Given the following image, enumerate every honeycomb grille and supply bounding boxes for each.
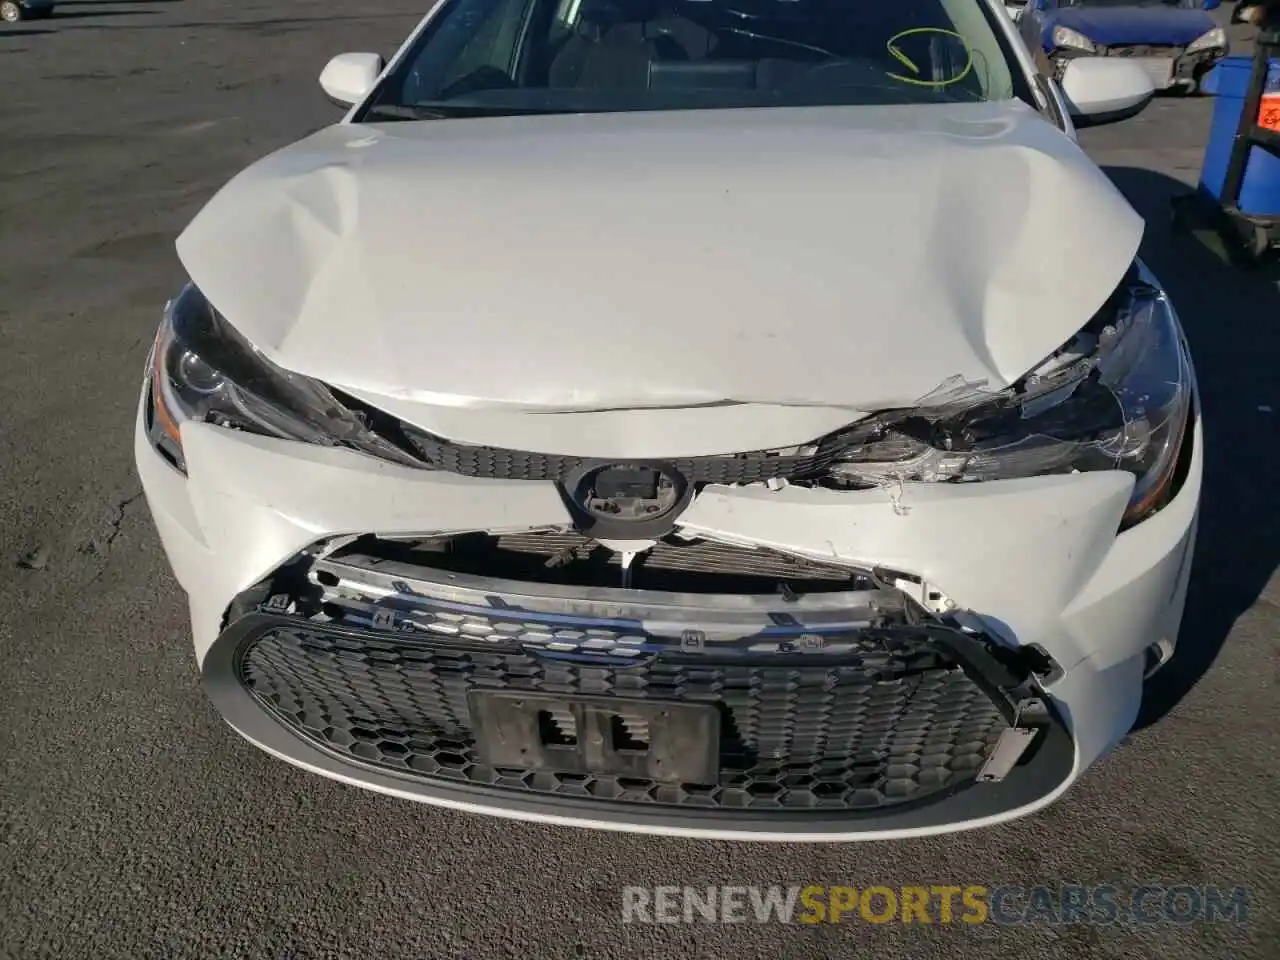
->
[400,427,845,485]
[239,625,1009,813]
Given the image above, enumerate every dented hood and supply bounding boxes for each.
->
[176,100,1142,411]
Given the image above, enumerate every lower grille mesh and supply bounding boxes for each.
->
[240,625,1009,813]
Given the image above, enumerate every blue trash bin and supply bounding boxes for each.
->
[1199,55,1280,216]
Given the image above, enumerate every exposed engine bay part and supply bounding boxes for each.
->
[874,567,960,615]
[558,460,695,540]
[312,529,883,596]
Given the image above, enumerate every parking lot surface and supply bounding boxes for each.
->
[1,3,1278,958]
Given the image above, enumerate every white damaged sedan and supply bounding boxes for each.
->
[135,0,1200,840]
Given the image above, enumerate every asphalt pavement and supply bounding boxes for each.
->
[1,3,1278,958]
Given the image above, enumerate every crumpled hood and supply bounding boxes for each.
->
[1049,6,1216,46]
[176,101,1142,412]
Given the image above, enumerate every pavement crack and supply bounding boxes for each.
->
[80,490,145,558]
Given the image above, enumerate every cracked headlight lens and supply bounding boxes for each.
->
[827,267,1194,527]
[145,283,418,473]
[1185,26,1226,54]
[1052,26,1096,52]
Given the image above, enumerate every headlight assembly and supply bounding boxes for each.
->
[1051,26,1096,53]
[825,266,1194,528]
[145,284,419,473]
[1185,26,1226,54]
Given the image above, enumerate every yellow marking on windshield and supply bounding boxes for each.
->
[885,27,974,87]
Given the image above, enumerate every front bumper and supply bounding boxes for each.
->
[1052,45,1227,90]
[135,394,1202,840]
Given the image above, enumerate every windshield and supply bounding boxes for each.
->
[358,0,1029,119]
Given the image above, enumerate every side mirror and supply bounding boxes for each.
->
[1058,58,1155,126]
[1230,0,1255,23]
[319,52,385,107]
[1228,0,1278,20]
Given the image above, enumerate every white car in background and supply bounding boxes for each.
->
[136,0,1200,840]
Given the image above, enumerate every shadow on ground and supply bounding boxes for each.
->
[1104,165,1280,728]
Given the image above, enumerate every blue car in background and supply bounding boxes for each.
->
[1014,0,1228,93]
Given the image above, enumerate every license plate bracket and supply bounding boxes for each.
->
[468,692,721,785]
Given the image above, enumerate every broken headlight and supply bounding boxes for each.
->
[1051,25,1096,53]
[1185,26,1227,54]
[145,284,419,473]
[827,267,1194,527]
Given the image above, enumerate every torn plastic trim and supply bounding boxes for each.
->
[820,265,1193,527]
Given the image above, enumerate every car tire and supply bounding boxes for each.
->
[0,1,25,21]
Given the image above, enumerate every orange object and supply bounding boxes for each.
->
[1259,92,1280,132]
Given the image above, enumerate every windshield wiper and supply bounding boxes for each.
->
[361,102,572,122]
[359,103,441,122]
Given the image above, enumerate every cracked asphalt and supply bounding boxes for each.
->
[1,2,1278,958]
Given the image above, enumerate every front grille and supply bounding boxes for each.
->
[1103,45,1180,57]
[399,425,847,485]
[238,623,1010,813]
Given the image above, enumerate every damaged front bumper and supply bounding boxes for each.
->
[1052,45,1226,91]
[134,388,1202,838]
[205,548,1073,837]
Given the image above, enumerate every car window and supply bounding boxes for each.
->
[362,0,1032,118]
